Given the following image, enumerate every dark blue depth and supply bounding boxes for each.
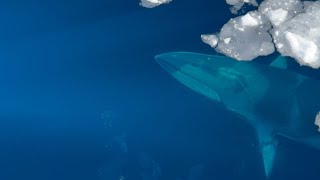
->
[0,0,319,180]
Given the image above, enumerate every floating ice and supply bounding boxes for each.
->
[271,1,320,68]
[226,0,259,14]
[205,11,275,60]
[315,112,320,132]
[141,0,320,68]
[201,34,219,48]
[202,0,320,69]
[139,0,172,8]
[258,0,303,26]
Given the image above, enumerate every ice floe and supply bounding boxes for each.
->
[226,0,259,14]
[315,112,320,132]
[140,0,320,68]
[202,0,320,69]
[139,0,172,8]
[209,11,275,60]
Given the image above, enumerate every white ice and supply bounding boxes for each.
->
[258,0,303,26]
[271,1,320,68]
[140,0,320,68]
[139,0,172,8]
[315,112,320,132]
[201,34,219,48]
[226,0,259,14]
[207,11,275,60]
[202,0,320,69]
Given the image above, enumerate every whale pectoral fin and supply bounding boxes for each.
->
[300,136,320,150]
[276,133,320,150]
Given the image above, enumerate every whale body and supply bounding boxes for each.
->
[156,51,320,178]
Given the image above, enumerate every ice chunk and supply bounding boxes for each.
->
[215,11,275,60]
[226,0,259,14]
[285,32,319,67]
[266,8,288,26]
[200,0,320,69]
[226,0,258,6]
[139,0,172,8]
[201,34,219,48]
[315,112,320,132]
[241,13,260,26]
[258,0,303,26]
[139,0,320,69]
[271,1,320,68]
[223,37,232,44]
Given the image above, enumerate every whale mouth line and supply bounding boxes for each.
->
[156,57,179,73]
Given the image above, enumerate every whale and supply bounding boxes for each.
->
[155,51,320,178]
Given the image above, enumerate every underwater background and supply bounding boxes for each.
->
[0,0,319,179]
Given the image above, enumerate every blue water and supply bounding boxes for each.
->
[0,0,319,180]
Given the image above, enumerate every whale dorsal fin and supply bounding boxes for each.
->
[270,56,288,69]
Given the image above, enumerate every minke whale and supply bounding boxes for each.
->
[156,51,320,178]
